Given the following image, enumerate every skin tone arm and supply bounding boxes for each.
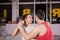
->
[12,27,20,37]
[11,21,23,37]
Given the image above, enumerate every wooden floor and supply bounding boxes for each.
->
[0,35,60,40]
[54,35,60,40]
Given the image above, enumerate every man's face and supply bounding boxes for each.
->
[35,15,39,23]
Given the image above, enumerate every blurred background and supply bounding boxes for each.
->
[0,0,60,40]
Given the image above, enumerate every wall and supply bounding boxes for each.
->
[0,24,60,40]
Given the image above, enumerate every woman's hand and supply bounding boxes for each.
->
[17,20,24,28]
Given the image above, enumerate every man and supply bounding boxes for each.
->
[18,10,54,40]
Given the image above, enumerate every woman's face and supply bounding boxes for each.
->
[25,15,32,24]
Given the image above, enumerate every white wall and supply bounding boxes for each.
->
[5,24,60,35]
[51,24,60,35]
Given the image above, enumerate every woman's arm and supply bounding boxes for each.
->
[12,20,24,37]
[12,27,20,37]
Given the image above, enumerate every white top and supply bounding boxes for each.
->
[21,24,36,40]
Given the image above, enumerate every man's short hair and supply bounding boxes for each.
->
[36,10,45,20]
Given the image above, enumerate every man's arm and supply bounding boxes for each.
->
[19,25,40,40]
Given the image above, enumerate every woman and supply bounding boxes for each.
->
[12,14,35,40]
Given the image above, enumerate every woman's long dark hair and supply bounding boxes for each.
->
[21,14,29,27]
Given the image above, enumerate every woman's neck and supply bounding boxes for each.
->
[26,22,31,27]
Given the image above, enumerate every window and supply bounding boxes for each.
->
[36,0,46,2]
[0,5,12,23]
[19,4,34,16]
[52,4,60,23]
[0,0,11,3]
[19,0,34,2]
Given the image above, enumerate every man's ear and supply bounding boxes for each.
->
[25,18,26,21]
